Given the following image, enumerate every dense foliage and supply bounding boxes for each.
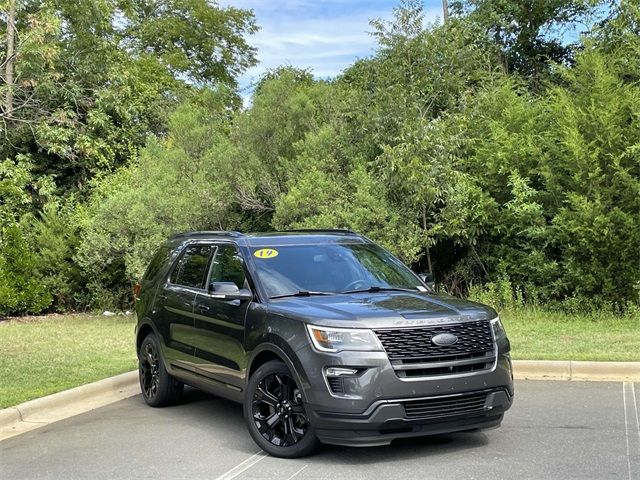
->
[0,0,638,315]
[0,0,257,189]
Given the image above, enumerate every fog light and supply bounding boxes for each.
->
[325,367,358,377]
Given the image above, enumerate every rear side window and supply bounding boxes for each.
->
[170,244,215,289]
[210,245,246,289]
[142,246,171,282]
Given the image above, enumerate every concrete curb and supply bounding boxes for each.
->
[513,360,640,382]
[1,361,638,442]
[0,371,139,442]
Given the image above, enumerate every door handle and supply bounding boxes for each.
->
[196,304,210,312]
[158,294,168,302]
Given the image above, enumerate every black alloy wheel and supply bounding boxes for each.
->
[245,360,320,457]
[252,373,308,446]
[140,342,160,400]
[138,333,183,407]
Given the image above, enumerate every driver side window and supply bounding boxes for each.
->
[210,245,246,289]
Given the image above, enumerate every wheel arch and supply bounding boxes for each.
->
[247,343,310,402]
[136,320,159,353]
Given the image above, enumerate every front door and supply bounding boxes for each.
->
[192,243,251,389]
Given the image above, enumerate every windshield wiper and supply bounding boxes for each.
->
[340,286,417,294]
[269,290,335,300]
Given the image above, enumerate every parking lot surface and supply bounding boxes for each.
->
[1,380,639,480]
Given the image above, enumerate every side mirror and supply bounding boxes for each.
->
[417,273,435,291]
[208,282,252,301]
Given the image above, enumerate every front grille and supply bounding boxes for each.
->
[375,320,496,378]
[403,391,489,419]
[375,321,493,360]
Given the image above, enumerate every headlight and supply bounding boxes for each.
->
[306,325,383,353]
[491,316,506,339]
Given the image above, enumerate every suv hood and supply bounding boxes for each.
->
[267,291,497,329]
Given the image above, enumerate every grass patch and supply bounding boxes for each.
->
[0,314,137,409]
[501,308,640,362]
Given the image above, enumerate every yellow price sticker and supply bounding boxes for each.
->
[254,248,279,259]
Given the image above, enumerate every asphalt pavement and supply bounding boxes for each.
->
[1,380,639,480]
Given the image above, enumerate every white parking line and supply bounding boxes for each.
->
[285,464,308,480]
[215,451,269,480]
[623,382,640,480]
[633,383,639,453]
[624,383,632,480]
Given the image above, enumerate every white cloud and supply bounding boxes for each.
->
[222,1,442,101]
[242,9,388,82]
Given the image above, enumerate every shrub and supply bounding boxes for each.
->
[468,278,524,311]
[0,226,52,316]
[27,201,85,311]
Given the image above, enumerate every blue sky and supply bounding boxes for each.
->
[224,1,445,96]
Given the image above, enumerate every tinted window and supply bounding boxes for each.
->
[210,245,246,288]
[143,245,171,281]
[170,245,215,288]
[251,243,419,298]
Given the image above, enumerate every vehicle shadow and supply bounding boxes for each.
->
[169,387,245,426]
[317,432,490,465]
[173,387,492,464]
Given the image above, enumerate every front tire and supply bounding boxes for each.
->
[244,360,320,458]
[138,333,183,407]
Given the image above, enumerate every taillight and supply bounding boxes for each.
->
[133,283,141,300]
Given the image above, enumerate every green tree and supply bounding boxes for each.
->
[226,68,336,216]
[1,0,257,191]
[76,91,239,307]
[543,48,640,305]
[271,125,423,263]
[343,2,502,276]
[592,0,640,82]
[452,0,602,78]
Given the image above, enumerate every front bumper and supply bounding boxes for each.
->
[310,388,512,446]
[294,344,514,446]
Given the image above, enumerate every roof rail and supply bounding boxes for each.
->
[280,229,356,235]
[169,230,244,239]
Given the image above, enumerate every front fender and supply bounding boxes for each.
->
[247,339,312,403]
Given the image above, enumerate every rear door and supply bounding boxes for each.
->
[192,243,251,389]
[156,243,216,369]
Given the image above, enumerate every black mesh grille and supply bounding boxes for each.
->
[374,320,494,361]
[403,391,489,419]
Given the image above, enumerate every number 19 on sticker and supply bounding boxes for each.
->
[254,248,278,259]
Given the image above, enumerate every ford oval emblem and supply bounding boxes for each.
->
[432,333,458,346]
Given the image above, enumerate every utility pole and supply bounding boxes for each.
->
[5,0,16,117]
[442,0,449,23]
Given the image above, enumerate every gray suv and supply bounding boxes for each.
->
[134,230,513,457]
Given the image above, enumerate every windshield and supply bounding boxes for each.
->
[250,242,421,299]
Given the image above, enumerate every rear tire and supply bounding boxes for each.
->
[138,333,183,407]
[244,360,321,458]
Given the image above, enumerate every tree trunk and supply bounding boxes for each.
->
[5,0,16,117]
[422,204,433,276]
[442,0,449,23]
